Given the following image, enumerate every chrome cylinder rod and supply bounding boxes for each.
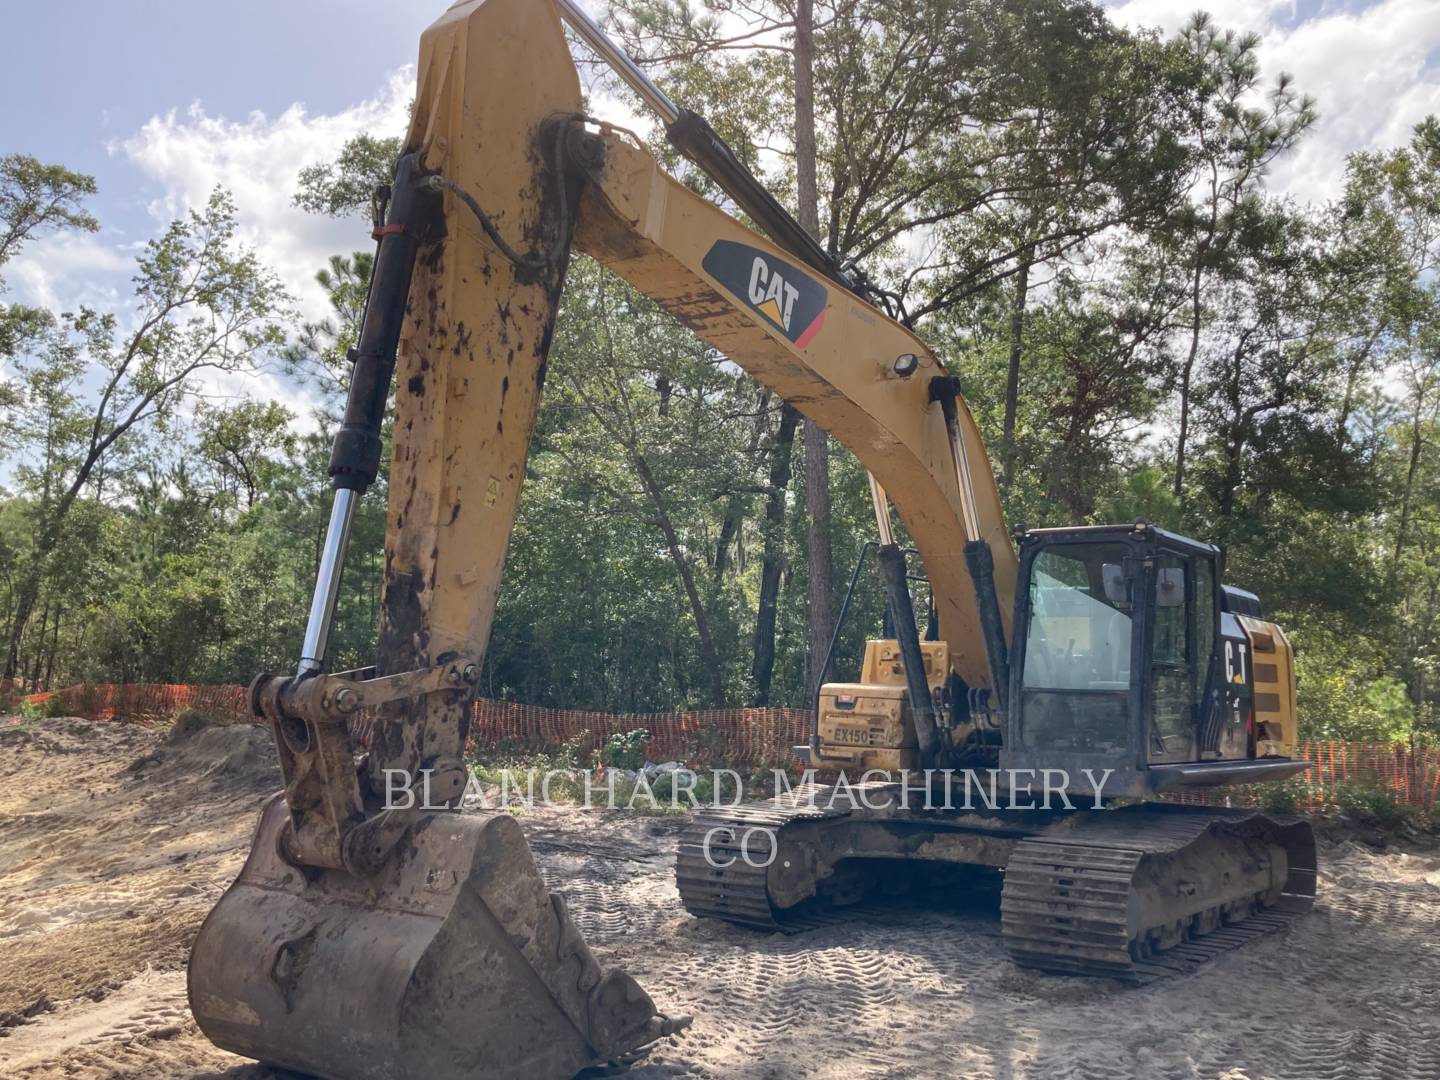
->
[867,472,895,547]
[298,487,358,676]
[939,398,983,542]
[554,0,680,125]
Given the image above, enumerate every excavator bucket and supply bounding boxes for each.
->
[190,796,679,1078]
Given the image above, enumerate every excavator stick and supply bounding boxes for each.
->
[189,2,683,1076]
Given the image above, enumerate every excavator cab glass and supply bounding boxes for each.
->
[1002,524,1227,797]
[1018,540,1136,755]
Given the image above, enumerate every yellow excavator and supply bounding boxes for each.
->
[188,1,1316,1076]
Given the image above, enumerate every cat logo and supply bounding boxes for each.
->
[701,239,828,348]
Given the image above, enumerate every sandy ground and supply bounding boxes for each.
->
[1,716,1438,1080]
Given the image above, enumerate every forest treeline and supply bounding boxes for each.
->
[2,1,1437,743]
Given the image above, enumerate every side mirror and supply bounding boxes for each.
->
[1102,563,1128,606]
[1155,567,1184,608]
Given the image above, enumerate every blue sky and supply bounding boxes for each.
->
[2,0,1438,411]
[4,1,434,248]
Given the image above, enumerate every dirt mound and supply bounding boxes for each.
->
[164,709,213,746]
[0,715,273,1060]
[128,715,275,789]
[1,716,152,757]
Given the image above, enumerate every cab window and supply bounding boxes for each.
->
[1022,544,1132,692]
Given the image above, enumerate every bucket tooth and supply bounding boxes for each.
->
[190,795,682,1080]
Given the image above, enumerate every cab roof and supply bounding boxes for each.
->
[1019,522,1221,559]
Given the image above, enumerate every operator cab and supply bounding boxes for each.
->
[999,522,1305,797]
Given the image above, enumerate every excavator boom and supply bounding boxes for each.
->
[572,127,1016,688]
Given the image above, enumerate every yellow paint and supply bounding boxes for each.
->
[756,296,785,325]
[860,639,950,691]
[576,134,1016,688]
[1239,615,1298,758]
[371,0,583,788]
[814,640,951,765]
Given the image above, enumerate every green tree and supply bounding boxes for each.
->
[284,251,374,395]
[1335,118,1440,736]
[293,134,401,218]
[1,189,288,683]
[544,263,759,705]
[195,399,298,512]
[0,154,98,282]
[1164,14,1316,500]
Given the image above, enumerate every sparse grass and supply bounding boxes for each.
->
[5,711,38,734]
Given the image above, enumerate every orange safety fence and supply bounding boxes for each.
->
[20,682,251,722]
[15,682,1440,809]
[471,698,813,769]
[1167,738,1440,813]
[16,682,810,770]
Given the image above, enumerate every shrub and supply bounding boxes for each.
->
[602,728,650,771]
[552,733,593,770]
[1256,776,1313,814]
[657,766,749,805]
[1332,776,1414,829]
[19,695,72,721]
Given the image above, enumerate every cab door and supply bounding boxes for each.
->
[1146,552,1195,763]
[1144,547,1221,764]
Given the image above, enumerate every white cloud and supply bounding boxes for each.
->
[3,68,416,437]
[1107,0,1440,203]
[1106,0,1294,35]
[4,229,133,314]
[1260,0,1440,202]
[118,67,414,323]
[7,68,414,331]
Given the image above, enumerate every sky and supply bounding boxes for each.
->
[2,0,1439,411]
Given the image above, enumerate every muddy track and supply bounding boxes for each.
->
[2,718,1438,1079]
